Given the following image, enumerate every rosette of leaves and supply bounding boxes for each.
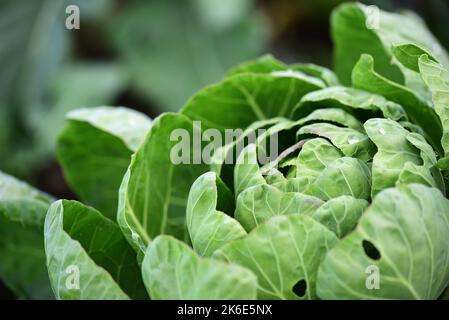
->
[2,3,449,300]
[121,3,449,300]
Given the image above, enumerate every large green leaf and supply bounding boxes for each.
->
[352,54,443,153]
[141,235,257,300]
[317,184,449,300]
[0,171,53,299]
[364,118,422,197]
[235,184,323,231]
[294,86,408,122]
[118,113,208,256]
[58,107,152,218]
[331,2,449,85]
[187,172,246,257]
[45,200,147,300]
[181,72,324,132]
[215,215,338,299]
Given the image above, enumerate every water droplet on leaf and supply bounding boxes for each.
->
[348,137,359,144]
[132,232,140,242]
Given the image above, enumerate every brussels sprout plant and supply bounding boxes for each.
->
[2,3,449,300]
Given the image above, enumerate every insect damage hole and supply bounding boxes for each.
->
[362,240,381,260]
[292,279,307,297]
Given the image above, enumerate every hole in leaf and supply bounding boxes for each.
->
[277,165,291,177]
[292,279,307,297]
[362,240,381,260]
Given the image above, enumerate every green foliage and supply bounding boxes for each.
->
[57,107,152,218]
[45,200,147,299]
[2,2,449,300]
[214,215,338,299]
[0,0,121,176]
[0,172,54,299]
[142,235,257,300]
[317,184,449,299]
[0,0,266,177]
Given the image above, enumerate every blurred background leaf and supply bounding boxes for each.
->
[0,0,69,175]
[107,0,268,112]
